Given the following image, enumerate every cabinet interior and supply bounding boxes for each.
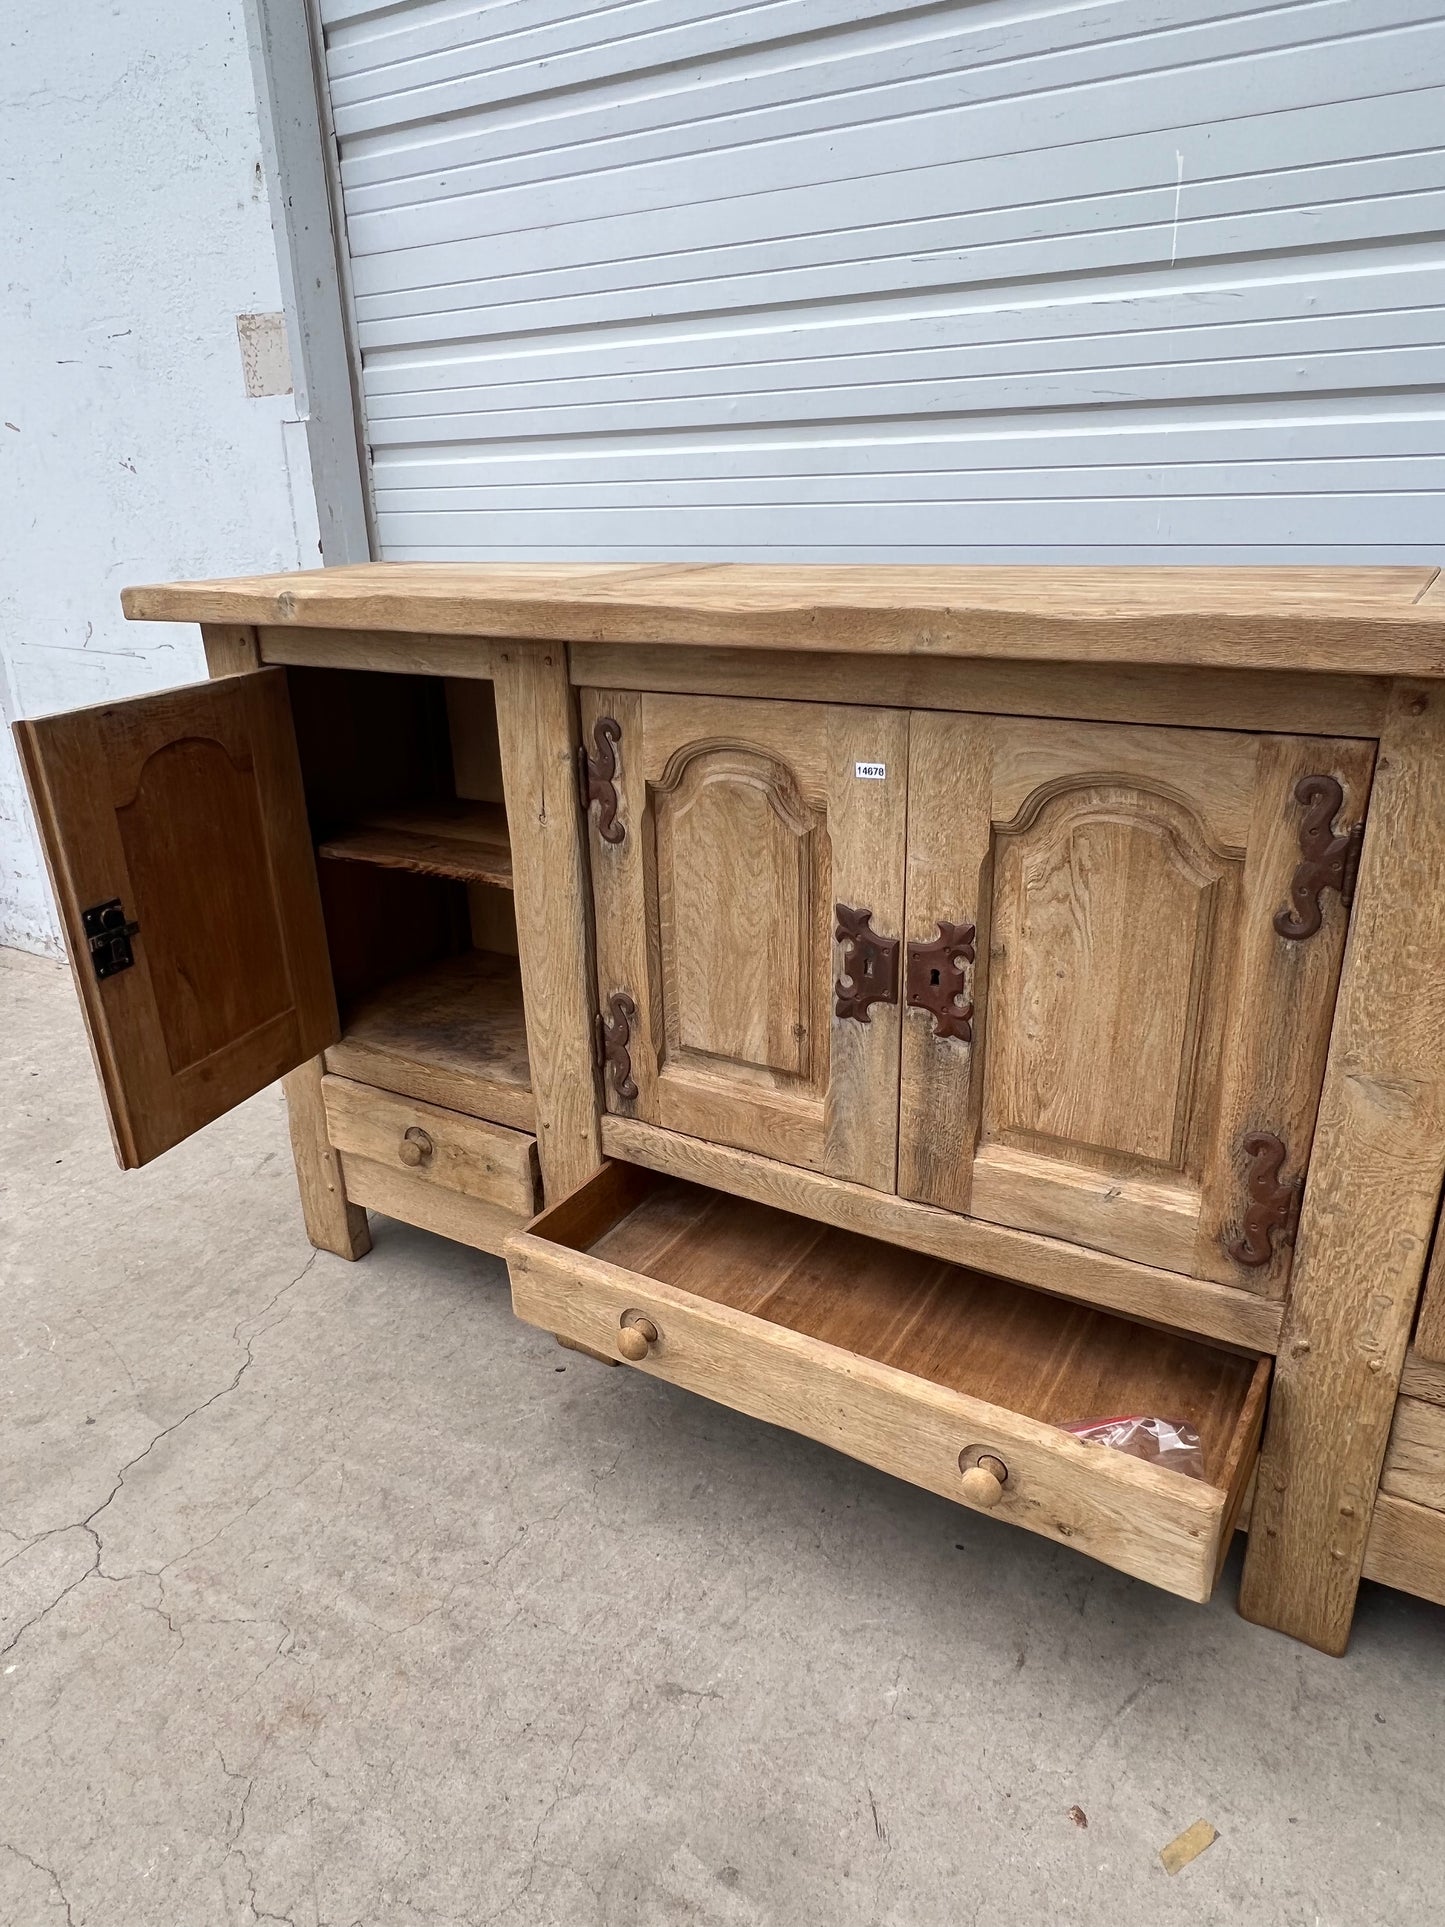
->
[286,667,530,1115]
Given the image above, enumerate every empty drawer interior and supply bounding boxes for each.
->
[527,1165,1269,1499]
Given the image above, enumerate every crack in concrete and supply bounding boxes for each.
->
[0,1251,319,1662]
[74,1306,139,1398]
[1,1839,76,1925]
[478,1710,591,1926]
[217,1746,297,1927]
[103,1482,283,1587]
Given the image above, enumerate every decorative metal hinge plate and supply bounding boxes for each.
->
[834,904,900,1023]
[1227,1131,1304,1267]
[82,898,140,981]
[1274,773,1364,941]
[595,991,638,1099]
[578,717,625,845]
[905,920,976,1041]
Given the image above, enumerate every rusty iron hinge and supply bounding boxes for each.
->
[82,898,140,981]
[595,991,638,1100]
[1227,1131,1304,1267]
[1274,774,1364,941]
[834,904,900,1023]
[578,716,625,845]
[905,920,976,1041]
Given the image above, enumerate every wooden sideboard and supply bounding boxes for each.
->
[16,563,1445,1655]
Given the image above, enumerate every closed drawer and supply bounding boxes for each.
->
[322,1075,540,1217]
[506,1163,1270,1602]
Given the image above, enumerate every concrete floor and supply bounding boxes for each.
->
[2,947,1443,1927]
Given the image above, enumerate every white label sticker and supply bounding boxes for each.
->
[855,761,887,780]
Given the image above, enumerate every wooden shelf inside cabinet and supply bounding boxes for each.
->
[318,802,512,890]
[325,950,534,1133]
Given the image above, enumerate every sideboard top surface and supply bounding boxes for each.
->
[122,562,1445,678]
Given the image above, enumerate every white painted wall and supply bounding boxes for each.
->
[0,1,320,954]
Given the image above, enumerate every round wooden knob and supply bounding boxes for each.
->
[960,1453,1008,1509]
[398,1126,433,1167]
[617,1315,658,1361]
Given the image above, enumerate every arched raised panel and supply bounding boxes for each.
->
[118,736,293,1074]
[651,744,828,1086]
[983,782,1238,1177]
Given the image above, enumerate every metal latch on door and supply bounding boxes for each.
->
[82,898,140,981]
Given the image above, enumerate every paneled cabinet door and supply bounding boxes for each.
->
[898,713,1375,1292]
[581,689,908,1190]
[15,669,338,1167]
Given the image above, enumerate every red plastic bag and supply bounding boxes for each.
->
[1062,1414,1206,1480]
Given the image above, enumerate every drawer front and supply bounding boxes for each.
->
[322,1075,540,1217]
[508,1223,1261,1604]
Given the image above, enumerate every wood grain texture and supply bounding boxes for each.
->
[989,715,1257,845]
[321,1074,540,1217]
[960,715,1231,1258]
[445,678,506,804]
[655,733,824,1081]
[978,722,1253,1240]
[200,624,262,676]
[325,950,534,1131]
[896,712,1357,1285]
[508,1167,1267,1601]
[602,1117,1284,1353]
[898,710,991,1212]
[579,686,652,1116]
[970,1145,1201,1276]
[122,564,1445,678]
[824,704,910,1189]
[492,640,603,1197]
[1410,1204,1445,1363]
[1400,1349,1445,1406]
[282,1057,372,1260]
[339,1151,525,1258]
[257,625,498,680]
[1379,1397,1445,1512]
[568,645,1391,739]
[583,688,906,1188]
[319,801,513,889]
[1362,1493,1445,1609]
[15,669,338,1167]
[1193,735,1375,1291]
[1240,683,1445,1653]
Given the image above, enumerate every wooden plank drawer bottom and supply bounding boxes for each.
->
[323,1075,540,1258]
[506,1163,1270,1603]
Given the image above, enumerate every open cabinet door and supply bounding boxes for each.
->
[15,669,339,1167]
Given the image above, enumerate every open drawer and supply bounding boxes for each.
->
[506,1163,1270,1602]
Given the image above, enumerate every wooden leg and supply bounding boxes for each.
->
[1240,682,1445,1653]
[492,641,604,1200]
[282,1058,372,1260]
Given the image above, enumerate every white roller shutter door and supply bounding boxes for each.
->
[316,0,1445,563]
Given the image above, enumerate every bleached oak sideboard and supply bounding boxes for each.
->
[16,564,1445,1655]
